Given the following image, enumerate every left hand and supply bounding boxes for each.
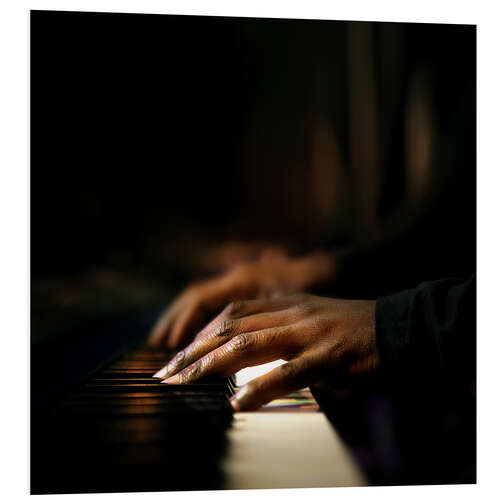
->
[148,251,335,349]
[153,293,379,411]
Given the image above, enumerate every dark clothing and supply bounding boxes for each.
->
[376,276,476,389]
[315,276,476,485]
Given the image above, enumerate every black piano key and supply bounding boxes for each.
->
[100,370,157,375]
[31,342,235,494]
[69,390,225,399]
[91,377,165,383]
[106,362,167,370]
[62,397,227,408]
[56,403,231,416]
[83,383,234,395]
[119,353,173,360]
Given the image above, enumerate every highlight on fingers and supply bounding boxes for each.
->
[152,296,304,382]
[159,326,293,384]
[149,292,379,414]
[152,310,242,379]
[147,270,307,349]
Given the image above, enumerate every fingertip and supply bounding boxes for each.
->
[152,366,167,379]
[161,374,180,384]
[230,384,251,412]
[229,397,240,412]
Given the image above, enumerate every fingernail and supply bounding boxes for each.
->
[153,367,168,379]
[161,374,180,384]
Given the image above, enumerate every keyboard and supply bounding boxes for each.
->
[31,344,236,494]
[30,309,474,490]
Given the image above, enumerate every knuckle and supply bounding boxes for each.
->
[174,349,186,364]
[326,336,346,358]
[229,333,253,352]
[292,301,316,316]
[214,318,238,338]
[259,327,286,347]
[170,350,186,369]
[181,362,202,383]
[279,361,300,384]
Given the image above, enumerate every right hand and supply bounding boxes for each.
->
[149,251,335,348]
[153,293,378,411]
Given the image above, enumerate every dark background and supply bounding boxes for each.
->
[30,10,475,340]
[31,11,339,278]
[31,11,475,278]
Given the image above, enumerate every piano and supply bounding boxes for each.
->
[30,310,367,494]
[30,301,474,493]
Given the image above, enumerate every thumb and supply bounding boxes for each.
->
[230,355,318,411]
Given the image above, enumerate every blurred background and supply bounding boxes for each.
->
[31,11,475,345]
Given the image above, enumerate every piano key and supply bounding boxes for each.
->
[119,353,173,360]
[106,362,167,369]
[91,378,165,382]
[69,390,226,399]
[100,369,158,374]
[62,398,227,408]
[56,403,231,416]
[83,382,234,395]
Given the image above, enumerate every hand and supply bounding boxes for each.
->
[152,293,378,411]
[149,251,335,348]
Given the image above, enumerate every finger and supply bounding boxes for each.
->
[165,277,240,348]
[154,277,301,349]
[154,305,300,379]
[229,354,320,411]
[150,275,233,349]
[161,326,293,384]
[167,300,207,348]
[222,295,303,318]
[153,306,233,378]
[148,302,182,347]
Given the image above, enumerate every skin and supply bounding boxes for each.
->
[147,72,437,353]
[147,67,443,411]
[153,293,379,411]
[149,251,336,349]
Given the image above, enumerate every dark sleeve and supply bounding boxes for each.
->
[375,276,476,387]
